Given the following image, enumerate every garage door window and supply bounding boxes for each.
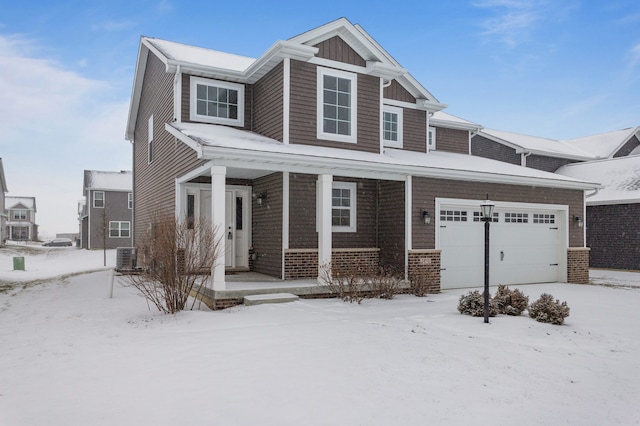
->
[505,212,528,223]
[533,213,555,224]
[440,210,468,222]
[473,211,499,222]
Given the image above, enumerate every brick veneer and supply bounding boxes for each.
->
[567,248,590,284]
[284,248,380,279]
[408,249,441,294]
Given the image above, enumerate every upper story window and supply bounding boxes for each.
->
[190,76,244,126]
[93,191,104,208]
[332,181,357,232]
[428,126,436,150]
[382,105,403,148]
[317,67,357,143]
[12,209,27,220]
[128,193,133,209]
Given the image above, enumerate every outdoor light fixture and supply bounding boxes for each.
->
[480,196,495,324]
[256,191,267,206]
[422,209,431,225]
[574,215,584,228]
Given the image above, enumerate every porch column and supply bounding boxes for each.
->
[405,175,412,281]
[211,165,226,290]
[317,174,333,281]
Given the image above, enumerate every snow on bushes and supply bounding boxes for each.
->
[457,290,497,317]
[528,293,571,325]
[493,284,529,316]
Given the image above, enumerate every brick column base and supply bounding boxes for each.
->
[408,250,441,294]
[567,247,590,284]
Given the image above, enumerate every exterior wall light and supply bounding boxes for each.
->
[422,209,431,224]
[256,191,267,206]
[574,216,584,228]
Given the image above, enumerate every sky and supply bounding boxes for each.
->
[1,0,639,238]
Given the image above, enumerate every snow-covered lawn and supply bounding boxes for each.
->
[1,244,639,425]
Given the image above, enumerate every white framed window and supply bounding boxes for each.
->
[93,191,104,208]
[190,76,244,126]
[332,181,357,232]
[12,209,27,220]
[505,212,529,223]
[317,67,357,143]
[382,105,403,148]
[428,126,436,150]
[440,210,468,222]
[128,193,133,209]
[473,211,499,222]
[148,115,154,164]
[109,221,130,238]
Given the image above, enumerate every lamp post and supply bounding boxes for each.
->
[480,197,495,324]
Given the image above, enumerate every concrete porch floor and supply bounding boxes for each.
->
[213,272,324,299]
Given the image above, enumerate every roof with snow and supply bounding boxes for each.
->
[430,111,482,131]
[166,122,598,191]
[6,196,36,211]
[83,170,132,192]
[564,127,640,159]
[556,156,640,205]
[0,158,7,193]
[479,128,595,160]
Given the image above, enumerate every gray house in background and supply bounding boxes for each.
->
[0,158,7,244]
[80,170,132,249]
[5,196,38,241]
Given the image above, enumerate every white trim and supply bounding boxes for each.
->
[308,57,367,75]
[190,76,245,127]
[316,67,357,144]
[283,58,290,144]
[282,172,290,279]
[331,181,357,232]
[384,98,422,110]
[109,221,131,238]
[428,126,436,151]
[93,191,105,208]
[148,115,154,164]
[382,105,403,148]
[405,175,412,281]
[210,166,227,290]
[317,174,333,281]
[173,65,181,122]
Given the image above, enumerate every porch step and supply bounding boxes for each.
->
[244,293,300,306]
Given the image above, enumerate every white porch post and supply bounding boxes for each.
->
[317,174,333,281]
[405,175,412,281]
[211,165,226,290]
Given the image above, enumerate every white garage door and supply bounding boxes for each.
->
[438,200,564,289]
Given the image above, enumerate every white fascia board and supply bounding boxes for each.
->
[125,41,150,141]
[416,98,447,112]
[430,118,482,132]
[586,197,640,206]
[516,148,595,161]
[366,61,405,79]
[165,123,204,157]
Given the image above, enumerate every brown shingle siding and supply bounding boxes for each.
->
[471,134,521,165]
[435,127,469,154]
[315,36,366,66]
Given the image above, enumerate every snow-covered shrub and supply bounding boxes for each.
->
[493,285,529,316]
[528,293,570,325]
[457,290,497,317]
[369,268,403,300]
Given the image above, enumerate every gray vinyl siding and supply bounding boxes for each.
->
[253,62,284,141]
[587,203,640,270]
[471,134,521,165]
[402,107,427,153]
[377,180,405,272]
[133,52,206,246]
[435,127,469,154]
[88,190,132,249]
[252,173,283,277]
[412,177,585,249]
[525,155,575,172]
[289,60,380,153]
[613,135,640,158]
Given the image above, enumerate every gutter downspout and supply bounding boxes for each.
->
[521,152,531,167]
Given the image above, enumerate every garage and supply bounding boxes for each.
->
[437,198,567,289]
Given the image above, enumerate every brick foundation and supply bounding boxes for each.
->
[567,247,590,284]
[408,250,441,294]
[284,248,380,279]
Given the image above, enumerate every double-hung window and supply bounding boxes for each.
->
[382,105,403,148]
[93,191,104,208]
[109,221,130,238]
[190,76,244,126]
[128,193,133,209]
[317,67,357,143]
[331,182,357,232]
[428,126,436,150]
[12,209,27,220]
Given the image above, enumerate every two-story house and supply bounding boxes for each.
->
[125,18,597,302]
[0,158,7,245]
[5,196,37,241]
[80,170,133,249]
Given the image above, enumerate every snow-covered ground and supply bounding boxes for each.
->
[1,244,639,425]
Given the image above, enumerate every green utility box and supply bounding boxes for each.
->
[13,256,25,271]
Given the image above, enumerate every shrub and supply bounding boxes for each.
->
[528,293,570,325]
[369,268,403,300]
[457,290,497,317]
[409,272,435,297]
[493,285,529,316]
[319,263,403,303]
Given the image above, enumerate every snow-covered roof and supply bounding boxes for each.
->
[479,128,595,160]
[0,158,7,193]
[166,122,597,191]
[83,170,132,192]
[556,156,640,205]
[430,111,482,131]
[564,127,640,159]
[6,196,36,211]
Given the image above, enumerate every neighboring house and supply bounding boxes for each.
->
[5,196,38,241]
[556,156,640,271]
[125,18,596,298]
[80,170,133,249]
[0,158,7,244]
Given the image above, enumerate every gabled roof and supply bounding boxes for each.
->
[6,196,36,211]
[430,111,482,132]
[564,127,640,159]
[126,18,446,141]
[556,156,640,205]
[0,158,7,193]
[83,170,132,192]
[478,128,596,161]
[166,122,598,191]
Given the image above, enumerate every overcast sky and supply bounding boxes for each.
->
[1,0,639,237]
